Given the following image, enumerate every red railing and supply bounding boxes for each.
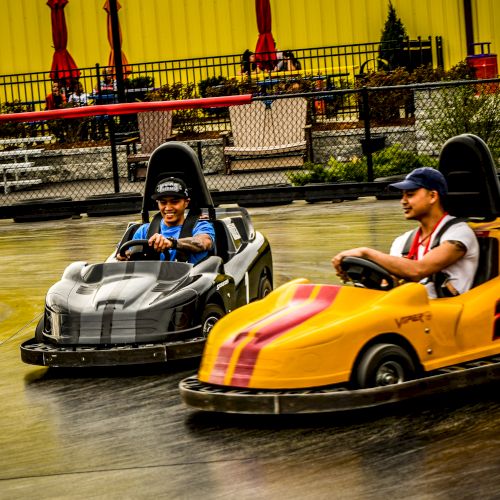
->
[0,94,253,123]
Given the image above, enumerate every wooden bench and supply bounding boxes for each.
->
[222,97,311,174]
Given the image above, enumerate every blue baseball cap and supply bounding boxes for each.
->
[389,167,448,197]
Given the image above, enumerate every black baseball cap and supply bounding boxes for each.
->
[389,167,448,197]
[151,177,189,200]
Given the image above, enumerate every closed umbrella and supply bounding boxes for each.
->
[103,0,131,74]
[254,0,277,71]
[47,0,80,84]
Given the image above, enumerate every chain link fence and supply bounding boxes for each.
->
[0,78,499,218]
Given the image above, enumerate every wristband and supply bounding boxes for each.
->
[167,237,177,249]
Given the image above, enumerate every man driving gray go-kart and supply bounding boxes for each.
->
[117,177,215,264]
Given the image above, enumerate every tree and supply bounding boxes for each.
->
[380,1,408,69]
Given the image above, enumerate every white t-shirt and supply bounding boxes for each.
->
[390,215,479,298]
[68,93,88,106]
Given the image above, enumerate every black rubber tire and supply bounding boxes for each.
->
[85,192,142,217]
[201,304,225,337]
[13,197,75,223]
[34,317,45,342]
[356,343,416,389]
[258,275,273,299]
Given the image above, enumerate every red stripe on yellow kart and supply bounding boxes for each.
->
[208,285,341,387]
[208,284,316,385]
[230,285,341,387]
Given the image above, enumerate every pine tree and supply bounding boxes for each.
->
[380,1,408,69]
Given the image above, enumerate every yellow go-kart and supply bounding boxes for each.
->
[180,134,500,414]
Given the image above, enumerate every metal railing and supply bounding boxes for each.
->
[2,76,496,219]
[0,37,442,113]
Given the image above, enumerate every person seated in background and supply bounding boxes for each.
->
[99,68,116,92]
[66,81,90,141]
[67,81,89,107]
[117,177,215,265]
[45,82,66,110]
[332,167,479,298]
[274,50,301,71]
[239,49,260,77]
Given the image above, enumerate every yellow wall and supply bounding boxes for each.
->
[1,0,499,76]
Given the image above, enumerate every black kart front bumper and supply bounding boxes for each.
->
[20,337,205,367]
[179,356,500,414]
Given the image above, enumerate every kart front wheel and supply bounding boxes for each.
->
[201,304,225,337]
[355,343,415,388]
[258,275,273,299]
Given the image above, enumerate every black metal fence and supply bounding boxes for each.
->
[1,76,498,220]
[0,37,441,114]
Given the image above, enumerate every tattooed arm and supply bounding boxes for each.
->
[332,240,466,282]
[148,233,212,253]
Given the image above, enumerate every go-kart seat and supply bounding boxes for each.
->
[439,134,500,220]
[212,219,237,264]
[438,134,500,289]
[117,222,142,249]
[472,236,499,287]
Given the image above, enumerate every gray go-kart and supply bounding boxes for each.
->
[21,142,273,367]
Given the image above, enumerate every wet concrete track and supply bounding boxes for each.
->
[1,199,500,499]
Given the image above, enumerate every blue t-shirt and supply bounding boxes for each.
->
[132,219,215,264]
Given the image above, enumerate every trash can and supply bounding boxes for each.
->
[466,42,498,92]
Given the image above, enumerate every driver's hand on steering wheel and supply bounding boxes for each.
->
[148,233,175,252]
[332,248,366,280]
[115,234,175,261]
[116,251,129,261]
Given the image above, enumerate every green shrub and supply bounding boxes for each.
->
[372,143,438,177]
[356,67,413,123]
[288,144,437,185]
[0,101,33,138]
[124,76,154,89]
[423,84,500,161]
[146,82,201,135]
[379,1,407,69]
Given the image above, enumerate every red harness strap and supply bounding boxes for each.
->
[406,213,449,261]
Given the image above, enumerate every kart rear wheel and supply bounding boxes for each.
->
[356,343,415,388]
[201,304,225,337]
[258,275,273,299]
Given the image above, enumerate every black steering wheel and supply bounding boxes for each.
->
[118,239,162,261]
[340,256,395,291]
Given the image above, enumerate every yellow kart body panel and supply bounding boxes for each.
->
[198,221,500,390]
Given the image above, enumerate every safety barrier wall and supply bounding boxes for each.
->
[0,78,498,219]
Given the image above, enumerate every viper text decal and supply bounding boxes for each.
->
[395,311,431,328]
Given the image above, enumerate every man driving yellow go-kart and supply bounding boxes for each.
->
[332,167,479,299]
[180,134,500,414]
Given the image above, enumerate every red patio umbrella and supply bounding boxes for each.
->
[254,0,277,71]
[103,0,131,74]
[47,0,80,84]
